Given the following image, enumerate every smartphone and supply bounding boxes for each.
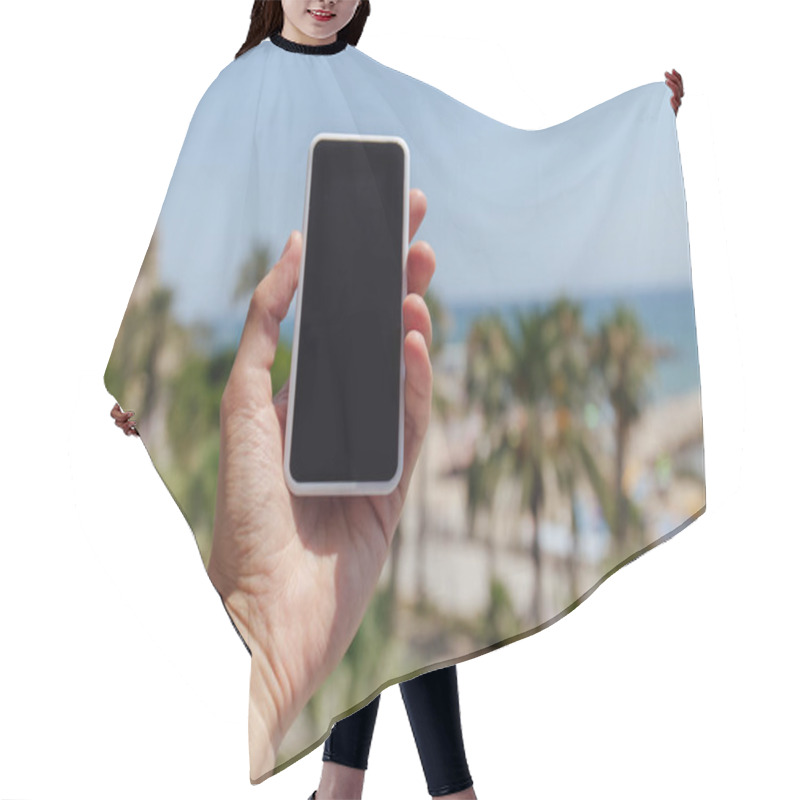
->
[284,134,410,496]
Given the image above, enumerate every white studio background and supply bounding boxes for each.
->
[1,1,797,798]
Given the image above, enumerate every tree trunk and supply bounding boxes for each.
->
[614,414,631,557]
[569,489,580,603]
[530,467,544,623]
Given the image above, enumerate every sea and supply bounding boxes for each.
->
[211,284,701,405]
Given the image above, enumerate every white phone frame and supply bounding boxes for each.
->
[283,133,410,496]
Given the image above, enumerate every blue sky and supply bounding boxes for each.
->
[155,43,691,327]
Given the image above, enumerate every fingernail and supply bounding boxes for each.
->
[281,232,294,258]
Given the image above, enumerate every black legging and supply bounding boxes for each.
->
[323,665,473,797]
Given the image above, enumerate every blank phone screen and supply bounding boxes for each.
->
[290,139,406,484]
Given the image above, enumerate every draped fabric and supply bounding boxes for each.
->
[105,34,704,774]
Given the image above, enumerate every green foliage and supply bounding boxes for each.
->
[342,586,394,694]
[234,245,272,304]
[426,289,450,361]
[111,224,673,662]
[462,295,661,619]
[486,576,518,642]
[591,305,655,426]
[167,349,235,463]
[271,339,292,394]
[158,350,231,564]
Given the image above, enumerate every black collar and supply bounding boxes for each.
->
[270,32,348,55]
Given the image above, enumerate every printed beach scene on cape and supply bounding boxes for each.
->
[104,48,703,770]
[106,224,703,766]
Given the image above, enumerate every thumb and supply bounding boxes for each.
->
[228,231,302,401]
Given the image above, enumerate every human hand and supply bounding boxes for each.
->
[110,402,139,436]
[206,188,435,782]
[665,68,684,115]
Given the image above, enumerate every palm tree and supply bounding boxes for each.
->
[465,306,558,623]
[403,290,454,618]
[543,298,594,602]
[464,313,515,541]
[465,297,622,624]
[463,312,517,637]
[233,243,272,304]
[590,305,655,556]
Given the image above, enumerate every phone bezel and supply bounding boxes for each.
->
[283,133,410,496]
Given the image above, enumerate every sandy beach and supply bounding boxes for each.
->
[384,387,705,628]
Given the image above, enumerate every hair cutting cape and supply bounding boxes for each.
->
[105,33,704,778]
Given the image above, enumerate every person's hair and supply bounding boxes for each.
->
[235,1,371,59]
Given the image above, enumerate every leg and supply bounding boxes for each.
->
[400,665,476,798]
[315,694,382,800]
